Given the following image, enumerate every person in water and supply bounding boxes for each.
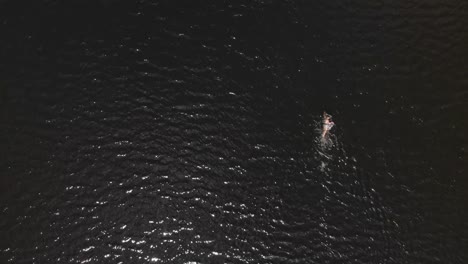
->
[321,112,334,139]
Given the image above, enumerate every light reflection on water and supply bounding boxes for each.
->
[0,0,467,263]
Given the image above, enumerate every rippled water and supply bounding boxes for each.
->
[1,0,467,263]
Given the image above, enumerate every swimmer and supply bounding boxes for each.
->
[321,112,334,139]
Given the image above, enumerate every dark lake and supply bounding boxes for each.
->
[1,0,467,263]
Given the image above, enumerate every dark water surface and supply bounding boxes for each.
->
[1,0,467,263]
